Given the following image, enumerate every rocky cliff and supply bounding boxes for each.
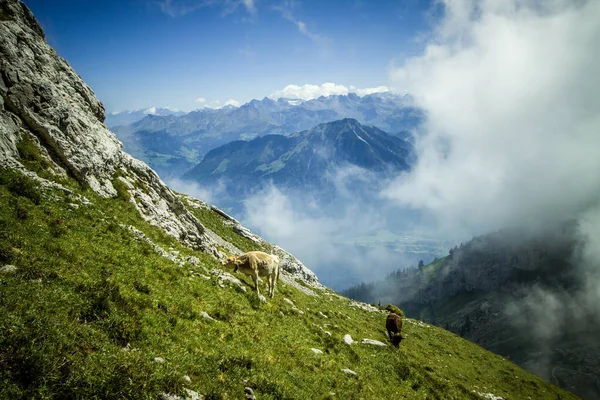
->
[0,0,318,285]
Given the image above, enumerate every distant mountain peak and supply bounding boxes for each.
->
[106,106,185,128]
[308,118,372,136]
[185,118,414,199]
[340,117,361,126]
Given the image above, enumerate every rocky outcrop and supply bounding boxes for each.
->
[183,196,320,285]
[0,0,121,196]
[0,0,213,250]
[0,0,319,284]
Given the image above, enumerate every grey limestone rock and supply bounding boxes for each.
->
[0,0,321,288]
[360,339,388,347]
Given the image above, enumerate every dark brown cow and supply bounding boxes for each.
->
[386,312,406,347]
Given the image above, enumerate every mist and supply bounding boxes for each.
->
[168,177,227,205]
[386,0,600,379]
[239,162,455,290]
[387,0,600,235]
[174,163,452,291]
[241,183,433,290]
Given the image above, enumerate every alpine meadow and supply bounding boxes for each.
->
[1,0,599,399]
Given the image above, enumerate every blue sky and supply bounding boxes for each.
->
[23,0,437,112]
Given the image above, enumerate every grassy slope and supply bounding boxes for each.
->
[0,165,577,399]
[420,256,448,285]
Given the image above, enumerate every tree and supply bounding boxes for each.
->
[418,260,424,269]
[460,315,472,337]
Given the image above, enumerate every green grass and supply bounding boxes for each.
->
[16,136,52,173]
[0,168,577,399]
[184,203,266,254]
[420,256,448,285]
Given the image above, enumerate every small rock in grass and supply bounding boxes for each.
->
[200,312,215,321]
[184,389,203,400]
[244,387,256,400]
[319,311,329,319]
[0,265,17,274]
[182,375,191,383]
[360,339,388,347]
[311,348,323,354]
[186,256,200,266]
[283,298,295,306]
[341,368,357,376]
[160,390,203,400]
[258,294,267,303]
[343,334,354,345]
[154,357,165,364]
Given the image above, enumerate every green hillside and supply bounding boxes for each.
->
[0,167,576,400]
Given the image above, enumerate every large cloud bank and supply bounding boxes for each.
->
[386,0,600,236]
[386,0,600,376]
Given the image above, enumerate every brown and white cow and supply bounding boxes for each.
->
[222,251,280,298]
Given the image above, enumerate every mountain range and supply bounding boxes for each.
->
[183,118,414,208]
[105,107,185,128]
[111,93,423,178]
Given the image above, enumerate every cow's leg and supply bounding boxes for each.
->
[388,330,393,342]
[270,273,276,297]
[253,272,260,296]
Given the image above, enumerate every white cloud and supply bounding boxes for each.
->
[386,0,600,235]
[294,20,325,42]
[166,178,227,205]
[194,97,207,103]
[274,1,329,44]
[271,83,348,100]
[242,0,256,14]
[155,0,257,18]
[224,99,240,107]
[143,106,157,114]
[156,0,203,17]
[350,85,389,96]
[197,99,241,109]
[270,83,389,101]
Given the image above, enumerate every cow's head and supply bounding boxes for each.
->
[391,332,406,348]
[222,255,238,268]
